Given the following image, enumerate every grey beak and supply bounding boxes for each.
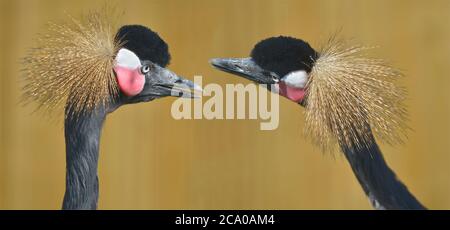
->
[156,66,202,98]
[171,77,203,98]
[210,57,278,84]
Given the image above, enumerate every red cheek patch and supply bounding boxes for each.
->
[279,82,306,103]
[114,66,145,96]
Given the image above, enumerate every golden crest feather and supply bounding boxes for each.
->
[305,36,408,151]
[22,9,122,117]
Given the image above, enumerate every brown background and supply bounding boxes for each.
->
[0,0,449,209]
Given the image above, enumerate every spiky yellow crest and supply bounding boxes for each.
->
[305,37,408,151]
[22,9,122,118]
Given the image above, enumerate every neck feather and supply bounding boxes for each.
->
[62,108,106,210]
[339,129,425,210]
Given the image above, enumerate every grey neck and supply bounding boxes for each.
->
[339,129,426,210]
[62,108,107,210]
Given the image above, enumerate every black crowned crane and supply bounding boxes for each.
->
[210,36,426,210]
[22,11,200,210]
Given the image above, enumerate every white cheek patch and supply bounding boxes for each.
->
[115,48,141,69]
[114,48,145,96]
[282,70,308,88]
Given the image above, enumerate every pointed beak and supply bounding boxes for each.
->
[210,57,278,85]
[169,74,203,99]
[149,66,202,99]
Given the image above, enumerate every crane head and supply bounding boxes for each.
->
[113,25,201,106]
[210,36,317,105]
[210,35,408,151]
[22,11,200,118]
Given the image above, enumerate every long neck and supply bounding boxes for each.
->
[339,129,426,210]
[62,108,106,210]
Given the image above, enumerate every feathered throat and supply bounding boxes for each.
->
[304,37,408,152]
[22,10,122,118]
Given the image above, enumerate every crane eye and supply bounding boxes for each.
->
[141,65,151,74]
[270,73,280,83]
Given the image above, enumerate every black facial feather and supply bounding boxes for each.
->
[251,36,317,76]
[115,25,171,67]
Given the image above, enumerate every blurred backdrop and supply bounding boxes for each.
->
[0,0,449,209]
